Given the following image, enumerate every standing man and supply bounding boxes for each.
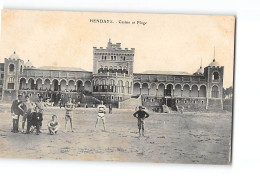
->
[133,106,149,137]
[95,100,106,131]
[11,94,24,133]
[35,95,46,132]
[64,97,75,132]
[22,95,34,133]
[109,104,112,114]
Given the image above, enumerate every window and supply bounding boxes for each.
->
[212,72,219,81]
[143,98,146,102]
[111,95,114,100]
[193,100,196,104]
[29,93,32,97]
[8,77,14,83]
[8,83,14,89]
[176,100,179,104]
[201,100,204,104]
[1,74,4,79]
[151,98,154,102]
[9,64,14,72]
[111,55,117,60]
[61,94,64,98]
[184,100,187,104]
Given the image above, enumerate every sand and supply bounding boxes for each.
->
[0,103,232,164]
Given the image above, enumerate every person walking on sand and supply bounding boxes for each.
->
[95,100,106,131]
[64,97,75,132]
[133,106,149,137]
[11,94,24,133]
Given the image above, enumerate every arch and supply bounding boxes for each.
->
[199,85,206,97]
[109,66,113,73]
[118,80,124,93]
[84,80,92,92]
[104,66,108,74]
[108,79,115,92]
[52,79,59,91]
[36,78,43,90]
[122,66,128,74]
[68,80,75,91]
[20,65,23,73]
[9,64,14,72]
[60,79,67,91]
[19,78,26,90]
[118,66,123,74]
[149,83,157,96]
[133,82,141,96]
[174,84,182,97]
[100,79,107,92]
[76,80,84,91]
[142,83,149,95]
[166,84,173,96]
[157,83,165,97]
[28,78,35,90]
[191,85,199,97]
[212,71,220,81]
[43,79,51,90]
[183,84,190,97]
[125,81,130,94]
[211,85,219,98]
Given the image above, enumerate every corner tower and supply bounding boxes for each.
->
[2,52,24,100]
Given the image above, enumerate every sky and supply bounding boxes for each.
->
[0,9,235,88]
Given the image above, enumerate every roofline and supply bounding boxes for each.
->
[24,68,92,73]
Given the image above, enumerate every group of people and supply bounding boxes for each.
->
[11,94,45,135]
[11,94,150,137]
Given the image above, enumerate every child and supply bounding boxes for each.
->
[47,115,60,135]
[64,97,75,132]
[133,106,149,137]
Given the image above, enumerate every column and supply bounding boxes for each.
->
[198,89,200,97]
[189,89,191,97]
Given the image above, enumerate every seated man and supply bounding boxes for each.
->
[47,115,60,135]
[26,107,42,135]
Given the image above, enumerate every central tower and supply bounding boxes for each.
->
[92,39,135,105]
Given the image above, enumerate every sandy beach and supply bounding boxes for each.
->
[0,103,232,164]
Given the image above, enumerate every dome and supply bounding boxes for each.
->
[194,66,204,75]
[208,59,220,67]
[24,60,34,68]
[9,51,20,60]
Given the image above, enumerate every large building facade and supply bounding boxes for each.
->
[0,40,224,111]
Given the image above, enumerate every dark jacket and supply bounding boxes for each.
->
[133,110,149,119]
[11,100,24,116]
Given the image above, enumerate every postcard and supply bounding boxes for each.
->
[0,9,235,164]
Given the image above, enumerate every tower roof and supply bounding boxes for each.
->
[9,51,20,60]
[194,66,204,75]
[24,60,34,68]
[208,59,220,67]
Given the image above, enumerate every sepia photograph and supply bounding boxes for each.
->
[0,9,235,164]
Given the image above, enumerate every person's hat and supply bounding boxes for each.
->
[25,95,29,98]
[18,93,22,97]
[39,95,43,98]
[139,105,145,109]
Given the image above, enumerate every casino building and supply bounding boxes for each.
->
[0,39,224,111]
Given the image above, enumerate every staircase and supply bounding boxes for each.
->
[206,98,223,111]
[119,96,142,110]
[80,95,101,107]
